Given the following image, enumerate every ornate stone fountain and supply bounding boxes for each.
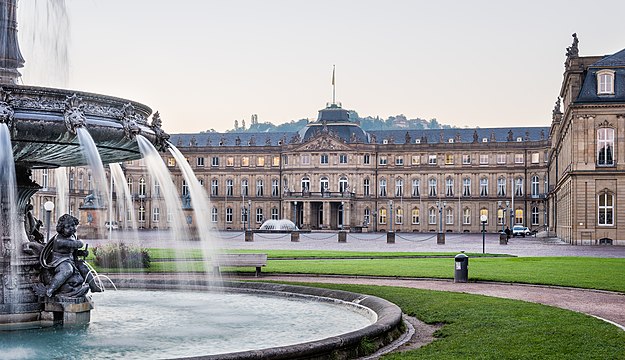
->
[0,0,169,329]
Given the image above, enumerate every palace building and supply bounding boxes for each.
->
[28,37,625,245]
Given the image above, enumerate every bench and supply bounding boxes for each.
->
[212,253,268,277]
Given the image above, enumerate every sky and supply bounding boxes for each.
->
[15,0,625,134]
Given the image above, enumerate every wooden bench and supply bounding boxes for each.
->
[212,253,268,277]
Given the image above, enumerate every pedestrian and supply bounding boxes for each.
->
[505,226,511,240]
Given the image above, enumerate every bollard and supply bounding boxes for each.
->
[437,232,445,245]
[499,232,508,245]
[338,230,347,243]
[454,252,469,283]
[386,231,395,244]
[291,231,300,242]
[244,230,253,242]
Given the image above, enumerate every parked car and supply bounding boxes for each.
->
[512,225,531,237]
[105,221,119,230]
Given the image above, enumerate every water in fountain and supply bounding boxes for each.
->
[54,166,68,215]
[109,163,137,231]
[168,144,223,277]
[260,219,298,231]
[76,127,109,209]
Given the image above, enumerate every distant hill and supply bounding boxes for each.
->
[200,113,454,134]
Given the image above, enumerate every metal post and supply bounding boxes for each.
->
[43,201,55,243]
[389,200,393,232]
[482,221,486,254]
[248,199,252,231]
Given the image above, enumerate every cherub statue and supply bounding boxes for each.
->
[34,214,103,298]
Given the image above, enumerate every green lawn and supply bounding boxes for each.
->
[297,283,625,359]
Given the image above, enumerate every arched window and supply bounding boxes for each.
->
[395,207,403,225]
[395,178,404,197]
[463,208,471,225]
[597,128,615,166]
[445,178,454,197]
[241,179,249,196]
[379,178,387,197]
[339,176,349,193]
[363,178,371,196]
[597,69,615,95]
[515,209,523,224]
[463,178,471,197]
[428,207,437,224]
[211,178,219,196]
[181,180,189,196]
[598,192,614,226]
[379,208,387,224]
[272,179,279,197]
[126,176,132,194]
[256,179,264,196]
[211,207,218,222]
[320,176,329,192]
[412,208,420,224]
[226,179,234,196]
[497,209,504,225]
[497,177,506,197]
[480,178,488,197]
[411,179,420,197]
[515,177,524,196]
[138,177,146,196]
[428,178,437,197]
[445,208,453,225]
[531,175,540,196]
[480,208,489,224]
[301,177,310,192]
[363,208,371,226]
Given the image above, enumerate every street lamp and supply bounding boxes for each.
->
[248,199,252,231]
[293,201,298,228]
[480,214,488,254]
[43,201,55,243]
[436,200,446,244]
[389,200,393,232]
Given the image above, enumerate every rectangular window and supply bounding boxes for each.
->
[196,157,205,167]
[598,72,614,94]
[241,156,250,167]
[339,154,348,164]
[226,179,234,196]
[463,208,471,225]
[445,154,453,165]
[272,179,279,197]
[211,179,219,196]
[379,155,387,165]
[301,154,310,165]
[379,179,387,197]
[272,156,280,166]
[271,207,279,220]
[321,154,329,164]
[412,179,420,197]
[167,158,176,167]
[428,155,437,165]
[256,208,263,223]
[411,208,420,224]
[211,207,218,223]
[428,178,437,197]
[480,178,488,197]
[282,155,288,165]
[463,178,471,197]
[226,207,233,223]
[446,208,453,225]
[479,154,489,165]
[497,154,506,164]
[226,157,234,167]
[256,179,264,196]
[428,208,436,224]
[363,154,371,165]
[152,207,160,222]
[241,179,249,196]
[211,156,219,167]
[411,155,420,165]
[379,208,387,225]
[256,156,265,167]
[445,178,454,197]
[462,154,471,165]
[531,153,540,164]
[395,208,403,225]
[395,156,404,166]
[515,154,524,164]
[531,207,539,226]
[597,128,615,166]
[363,178,370,196]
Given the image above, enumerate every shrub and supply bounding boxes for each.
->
[93,242,151,268]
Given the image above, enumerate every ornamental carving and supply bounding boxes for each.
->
[150,111,170,151]
[63,94,86,134]
[0,87,15,127]
[121,103,141,140]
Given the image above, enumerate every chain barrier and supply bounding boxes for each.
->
[253,233,290,240]
[395,233,438,242]
[300,233,338,241]
[216,233,244,240]
[346,234,388,241]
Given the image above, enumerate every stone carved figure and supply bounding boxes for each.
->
[24,203,44,244]
[405,131,411,144]
[121,103,141,140]
[507,130,514,142]
[566,33,579,58]
[552,97,562,116]
[473,130,479,143]
[0,87,14,127]
[150,112,170,151]
[34,214,103,298]
[63,94,86,135]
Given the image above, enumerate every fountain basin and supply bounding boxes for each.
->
[3,84,166,168]
[2,279,402,359]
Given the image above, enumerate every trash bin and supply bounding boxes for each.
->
[454,252,469,283]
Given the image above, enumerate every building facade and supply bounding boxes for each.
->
[30,102,550,236]
[548,37,625,245]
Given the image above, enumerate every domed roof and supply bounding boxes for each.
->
[301,103,370,143]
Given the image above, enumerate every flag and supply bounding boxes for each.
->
[332,65,335,85]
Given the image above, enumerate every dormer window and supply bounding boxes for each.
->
[597,70,615,95]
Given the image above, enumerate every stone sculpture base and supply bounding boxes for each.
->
[41,295,93,327]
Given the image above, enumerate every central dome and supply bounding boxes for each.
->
[301,103,370,143]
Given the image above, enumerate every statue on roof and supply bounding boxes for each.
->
[249,136,256,146]
[473,130,479,143]
[405,131,411,144]
[235,136,241,146]
[190,136,197,146]
[265,137,272,145]
[540,129,545,140]
[553,97,562,116]
[566,33,579,58]
[507,130,514,142]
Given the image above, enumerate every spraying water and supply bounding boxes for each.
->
[76,127,109,210]
[54,167,68,215]
[169,144,223,279]
[109,163,137,231]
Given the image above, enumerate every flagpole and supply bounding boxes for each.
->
[332,65,336,104]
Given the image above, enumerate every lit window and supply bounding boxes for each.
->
[241,157,250,167]
[480,208,488,224]
[515,209,523,224]
[411,155,420,165]
[257,156,265,167]
[597,128,614,166]
[531,153,540,164]
[226,157,234,167]
[597,70,615,95]
[445,154,453,165]
[272,156,280,166]
[412,208,420,224]
[167,158,176,167]
[379,208,387,224]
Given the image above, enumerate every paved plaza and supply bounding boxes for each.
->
[91,230,625,258]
